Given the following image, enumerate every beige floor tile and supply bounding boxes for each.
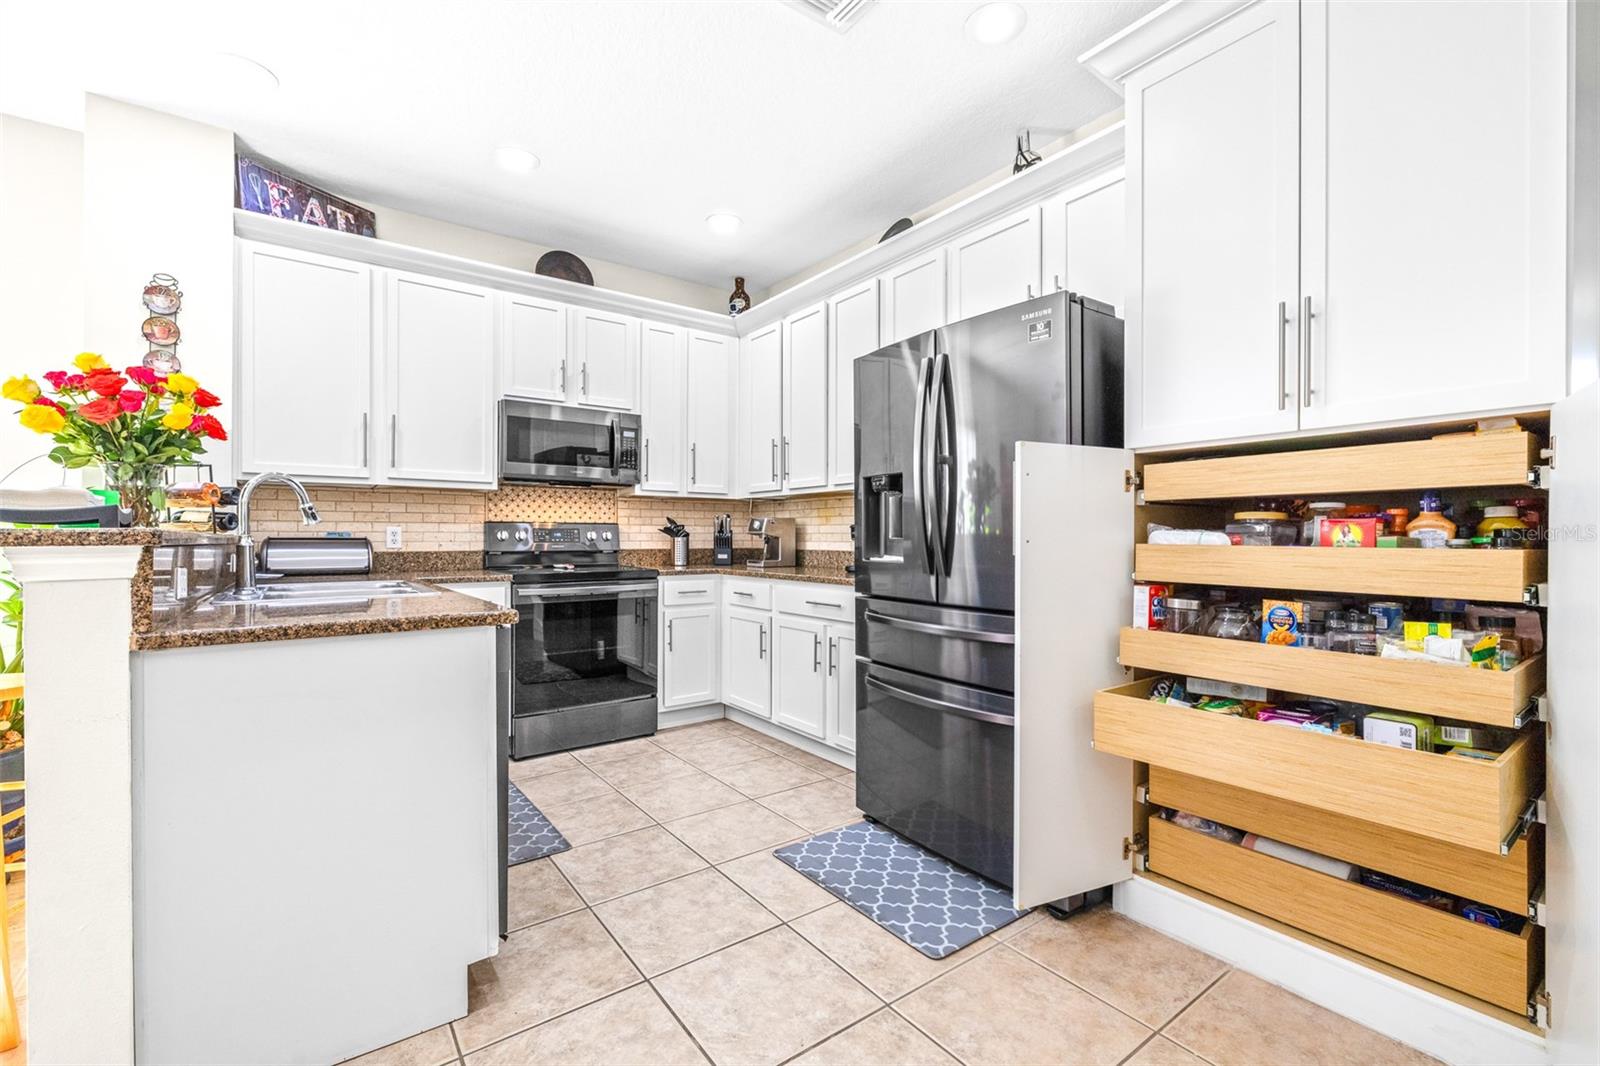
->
[709,754,826,797]
[340,1024,458,1066]
[506,751,579,782]
[616,768,747,822]
[1009,908,1227,1027]
[790,901,993,1000]
[984,908,1046,943]
[837,771,856,790]
[505,858,584,932]
[1164,970,1439,1066]
[463,984,706,1066]
[552,826,708,903]
[1125,1035,1210,1066]
[757,778,861,832]
[538,790,655,847]
[763,742,853,777]
[716,850,836,921]
[791,1009,958,1066]
[653,927,879,1066]
[569,736,663,766]
[514,766,615,808]
[452,910,641,1053]
[662,800,809,864]
[594,867,779,975]
[652,721,741,750]
[588,748,699,790]
[673,735,773,770]
[896,946,1150,1065]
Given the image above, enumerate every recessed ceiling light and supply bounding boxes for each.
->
[965,2,1027,45]
[705,213,743,236]
[208,53,279,94]
[494,146,541,175]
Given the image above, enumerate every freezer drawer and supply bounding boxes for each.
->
[856,661,1014,886]
[856,596,1014,693]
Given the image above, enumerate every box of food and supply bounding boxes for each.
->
[1319,516,1379,548]
[1133,583,1169,630]
[1260,599,1306,646]
[1186,676,1270,702]
[1362,710,1435,751]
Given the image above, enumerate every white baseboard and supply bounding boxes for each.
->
[722,707,856,772]
[657,705,726,730]
[1114,876,1549,1066]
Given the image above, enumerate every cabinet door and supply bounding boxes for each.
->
[723,607,772,719]
[773,615,828,740]
[1299,0,1567,429]
[827,279,879,488]
[661,605,717,709]
[946,207,1043,321]
[384,271,496,485]
[237,241,374,482]
[570,308,639,411]
[879,249,947,346]
[739,322,784,494]
[1043,176,1126,315]
[825,623,856,753]
[782,302,829,490]
[501,293,568,401]
[639,321,686,493]
[1124,0,1300,447]
[686,330,735,495]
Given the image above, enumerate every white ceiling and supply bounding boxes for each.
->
[0,0,1155,291]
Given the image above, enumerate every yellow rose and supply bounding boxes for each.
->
[161,402,195,431]
[166,372,199,395]
[19,404,65,434]
[2,376,39,403]
[72,352,109,372]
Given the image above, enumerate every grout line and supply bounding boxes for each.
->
[1147,968,1231,1066]
[455,978,650,1062]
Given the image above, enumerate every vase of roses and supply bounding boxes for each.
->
[4,352,226,527]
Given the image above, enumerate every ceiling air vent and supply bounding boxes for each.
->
[783,0,875,33]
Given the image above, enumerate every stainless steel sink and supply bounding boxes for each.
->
[210,579,439,607]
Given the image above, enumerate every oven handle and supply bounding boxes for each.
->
[515,581,658,601]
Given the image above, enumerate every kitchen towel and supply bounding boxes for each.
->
[774,820,1028,958]
[508,781,570,865]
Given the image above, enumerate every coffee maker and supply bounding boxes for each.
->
[745,517,795,569]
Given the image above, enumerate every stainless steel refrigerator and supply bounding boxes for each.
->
[853,290,1124,887]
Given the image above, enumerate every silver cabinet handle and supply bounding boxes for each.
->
[759,625,766,659]
[361,412,369,467]
[677,588,708,594]
[667,618,673,652]
[828,637,836,676]
[813,633,821,672]
[390,414,398,466]
[581,362,589,397]
[770,438,777,482]
[805,600,842,609]
[644,439,651,481]
[691,442,697,484]
[782,437,790,482]
[1053,274,1062,292]
[732,589,754,597]
[1026,283,1034,298]
[1277,300,1288,412]
[1301,295,1314,408]
[559,359,567,395]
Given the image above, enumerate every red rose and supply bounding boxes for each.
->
[118,390,146,413]
[64,374,86,390]
[77,397,122,425]
[33,396,64,411]
[191,388,221,408]
[190,413,228,441]
[85,371,128,397]
[43,370,68,389]
[125,366,165,387]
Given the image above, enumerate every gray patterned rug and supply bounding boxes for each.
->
[773,821,1028,958]
[508,781,570,866]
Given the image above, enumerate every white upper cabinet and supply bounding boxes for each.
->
[1123,0,1301,448]
[639,321,687,493]
[569,307,639,411]
[686,330,735,495]
[827,278,879,488]
[879,248,947,346]
[946,207,1043,321]
[1297,0,1567,429]
[740,322,784,495]
[383,272,497,486]
[238,241,374,482]
[1042,177,1126,315]
[500,294,568,401]
[782,302,830,490]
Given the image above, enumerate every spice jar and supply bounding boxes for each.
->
[1165,597,1209,635]
[1226,511,1299,546]
[1205,605,1255,642]
[1302,502,1346,546]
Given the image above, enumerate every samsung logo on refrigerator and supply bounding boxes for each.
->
[1019,309,1051,320]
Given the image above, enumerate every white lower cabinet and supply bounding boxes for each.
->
[722,606,772,719]
[660,604,717,709]
[772,614,828,740]
[825,623,855,753]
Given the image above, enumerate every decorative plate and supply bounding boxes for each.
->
[142,347,182,374]
[535,250,594,286]
[142,277,182,315]
[141,316,180,345]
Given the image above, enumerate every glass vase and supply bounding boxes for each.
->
[103,462,167,527]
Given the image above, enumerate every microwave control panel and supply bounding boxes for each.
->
[618,427,639,471]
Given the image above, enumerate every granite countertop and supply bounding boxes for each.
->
[658,563,854,587]
[0,527,166,547]
[379,568,512,584]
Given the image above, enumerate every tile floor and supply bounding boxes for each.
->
[346,719,1438,1066]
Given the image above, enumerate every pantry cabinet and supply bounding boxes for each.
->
[660,604,717,710]
[237,241,375,482]
[685,330,735,494]
[781,302,830,491]
[824,623,855,753]
[772,614,828,740]
[878,248,946,347]
[722,606,772,719]
[568,307,639,411]
[639,321,687,493]
[739,322,784,495]
[382,271,497,486]
[826,279,878,488]
[501,293,568,401]
[945,207,1043,322]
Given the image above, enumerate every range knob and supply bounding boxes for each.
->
[585,531,598,542]
[495,530,509,542]
[515,529,530,541]
[602,531,612,541]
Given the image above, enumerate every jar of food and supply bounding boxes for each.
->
[1477,506,1528,539]
[1226,511,1299,546]
[1408,492,1458,548]
[1346,613,1379,656]
[1165,597,1209,635]
[1302,502,1346,545]
[1302,618,1328,650]
[1481,617,1523,669]
[1206,605,1256,641]
[1385,507,1410,534]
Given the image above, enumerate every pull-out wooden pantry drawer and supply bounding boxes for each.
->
[1094,678,1542,852]
[1147,817,1541,1014]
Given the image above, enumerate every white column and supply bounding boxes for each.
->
[5,545,142,1066]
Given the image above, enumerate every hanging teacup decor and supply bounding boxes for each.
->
[140,273,184,374]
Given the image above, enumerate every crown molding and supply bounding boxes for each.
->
[1078,0,1259,92]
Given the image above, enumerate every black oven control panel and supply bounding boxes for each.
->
[484,522,620,554]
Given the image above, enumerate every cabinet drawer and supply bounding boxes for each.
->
[1147,818,1540,1014]
[773,582,853,620]
[1095,678,1541,852]
[659,579,717,606]
[722,578,773,611]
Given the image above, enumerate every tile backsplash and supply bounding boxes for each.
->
[245,484,854,555]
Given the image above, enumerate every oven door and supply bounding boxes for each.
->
[500,400,640,485]
[509,580,658,756]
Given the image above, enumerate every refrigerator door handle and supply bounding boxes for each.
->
[930,345,955,577]
[911,354,936,576]
[864,673,1014,727]
[862,608,1015,644]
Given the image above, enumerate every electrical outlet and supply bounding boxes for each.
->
[386,526,403,549]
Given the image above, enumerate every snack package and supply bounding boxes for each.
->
[1362,870,1454,910]
[1165,809,1246,845]
[1260,599,1306,646]
[1320,516,1378,547]
[1147,676,1190,706]
[1363,711,1436,750]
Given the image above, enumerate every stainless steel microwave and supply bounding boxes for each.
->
[498,400,640,485]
